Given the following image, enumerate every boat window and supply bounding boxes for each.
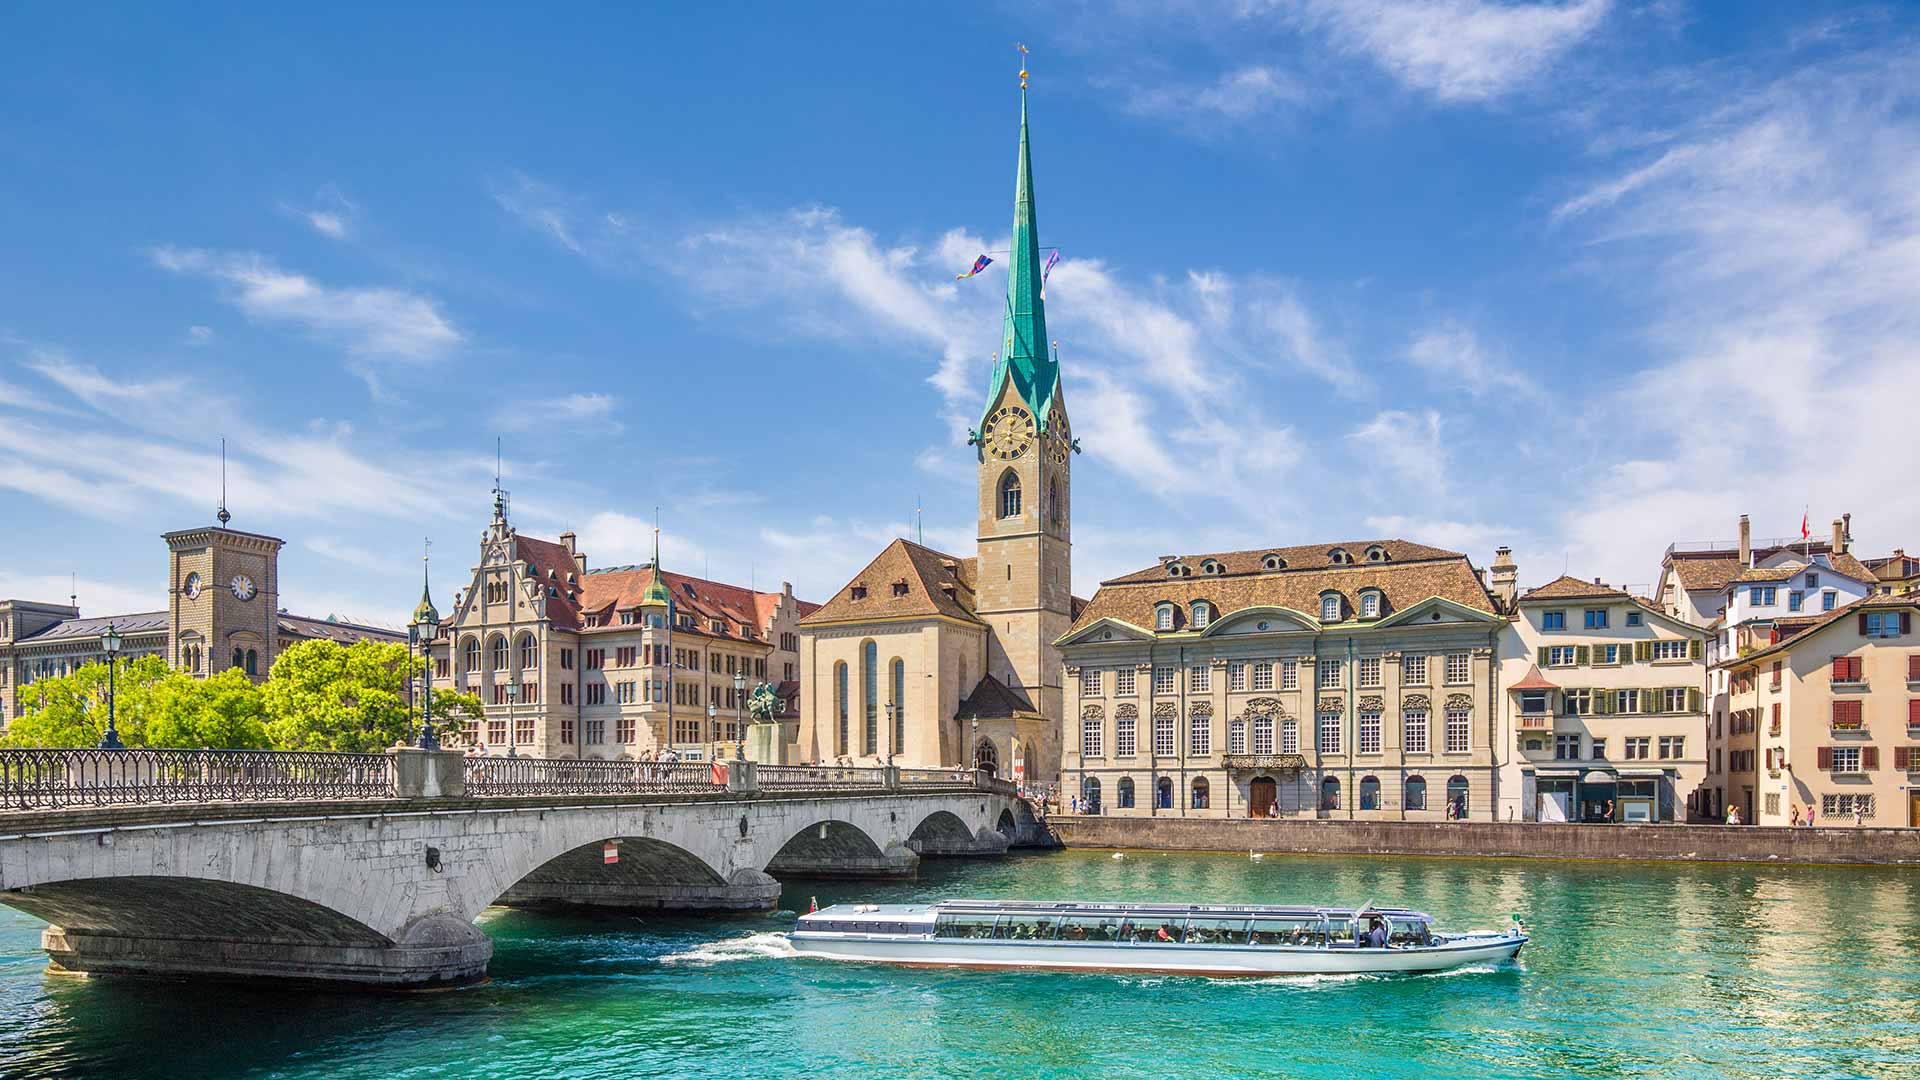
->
[1056,915,1122,942]
[1181,917,1251,945]
[1389,918,1433,947]
[1248,917,1323,946]
[933,914,1000,939]
[1117,918,1182,943]
[1324,918,1359,946]
[994,916,1056,940]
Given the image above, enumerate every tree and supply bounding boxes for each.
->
[0,656,172,748]
[260,639,418,753]
[427,686,484,744]
[145,668,270,749]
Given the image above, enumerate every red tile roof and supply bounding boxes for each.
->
[802,539,982,626]
[1518,574,1629,602]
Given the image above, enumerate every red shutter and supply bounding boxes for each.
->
[1911,654,1920,681]
[1896,747,1912,771]
[1852,657,1864,681]
[1832,657,1849,680]
[1817,746,1833,770]
[1863,746,1879,770]
[1911,698,1920,726]
[1859,613,1870,635]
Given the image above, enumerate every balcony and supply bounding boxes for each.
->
[1222,753,1309,772]
[1517,713,1553,731]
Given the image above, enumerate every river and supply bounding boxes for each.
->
[1,849,1915,1078]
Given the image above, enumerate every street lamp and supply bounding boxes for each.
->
[970,716,979,771]
[410,623,438,751]
[706,702,717,756]
[506,679,520,757]
[733,671,746,761]
[98,622,124,749]
[884,703,896,766]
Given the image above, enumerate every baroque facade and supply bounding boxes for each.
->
[1059,541,1503,820]
[423,494,815,759]
[0,516,401,729]
[797,85,1078,785]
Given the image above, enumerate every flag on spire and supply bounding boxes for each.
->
[955,254,993,280]
[1040,249,1060,298]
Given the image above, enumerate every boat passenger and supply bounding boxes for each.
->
[1155,923,1176,942]
[1367,921,1390,949]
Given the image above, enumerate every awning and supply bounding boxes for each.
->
[1616,769,1672,779]
[1580,770,1618,784]
[1533,768,1581,779]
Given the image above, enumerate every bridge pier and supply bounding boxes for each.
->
[910,827,1012,858]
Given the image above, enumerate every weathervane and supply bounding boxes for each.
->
[1018,43,1029,90]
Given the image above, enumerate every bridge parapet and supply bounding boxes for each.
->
[1,747,396,811]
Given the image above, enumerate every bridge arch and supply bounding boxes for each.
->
[494,835,777,912]
[766,817,913,879]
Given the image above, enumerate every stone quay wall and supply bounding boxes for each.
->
[1047,815,1920,867]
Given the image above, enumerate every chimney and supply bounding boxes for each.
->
[1594,577,1604,585]
[573,553,587,575]
[1490,546,1518,611]
[1738,514,1751,565]
[1831,519,1845,556]
[1843,512,1853,551]
[559,531,576,554]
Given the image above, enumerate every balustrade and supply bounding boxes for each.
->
[0,748,394,810]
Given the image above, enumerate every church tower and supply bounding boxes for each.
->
[972,78,1076,728]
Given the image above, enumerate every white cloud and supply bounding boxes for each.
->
[286,184,358,240]
[186,325,215,345]
[1126,65,1310,121]
[1404,320,1541,398]
[0,570,158,619]
[492,173,586,254]
[150,247,463,360]
[1349,409,1447,493]
[1293,0,1613,102]
[494,392,622,432]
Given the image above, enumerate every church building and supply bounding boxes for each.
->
[796,82,1082,786]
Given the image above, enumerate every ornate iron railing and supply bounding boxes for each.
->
[0,748,395,810]
[756,765,891,791]
[897,766,978,787]
[462,757,719,797]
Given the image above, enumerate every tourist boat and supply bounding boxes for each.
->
[791,899,1526,976]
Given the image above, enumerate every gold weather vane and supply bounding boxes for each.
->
[1018,42,1029,89]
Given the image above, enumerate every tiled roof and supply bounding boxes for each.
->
[954,674,1036,720]
[279,614,406,644]
[1519,575,1629,602]
[1104,539,1466,585]
[802,539,982,626]
[516,535,586,629]
[1668,554,1745,592]
[576,563,808,642]
[1713,595,1920,668]
[1667,542,1876,592]
[1732,565,1800,583]
[1070,541,1494,635]
[1511,664,1559,691]
[1830,552,1876,582]
[16,611,168,642]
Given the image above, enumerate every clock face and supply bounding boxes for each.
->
[230,574,256,602]
[981,406,1035,460]
[1045,406,1072,465]
[182,572,201,599]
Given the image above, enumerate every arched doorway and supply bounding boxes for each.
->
[1359,775,1381,811]
[1446,775,1469,820]
[1248,775,1277,818]
[1191,777,1210,809]
[1081,776,1102,814]
[1155,777,1173,809]
[974,737,999,776]
[1117,777,1136,809]
[1320,775,1341,811]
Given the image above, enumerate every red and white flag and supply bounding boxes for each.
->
[602,841,619,865]
[1801,509,1810,541]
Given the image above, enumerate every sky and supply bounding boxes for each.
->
[3,2,1918,626]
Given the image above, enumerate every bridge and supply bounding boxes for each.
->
[0,748,1037,988]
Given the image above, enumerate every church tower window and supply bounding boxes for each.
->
[998,471,1022,519]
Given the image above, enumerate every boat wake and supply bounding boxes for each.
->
[658,932,796,967]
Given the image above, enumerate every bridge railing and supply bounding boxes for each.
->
[756,764,891,791]
[897,766,978,787]
[0,748,395,810]
[462,757,717,798]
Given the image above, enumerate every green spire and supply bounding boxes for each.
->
[979,86,1058,434]
[640,523,672,608]
[411,542,438,626]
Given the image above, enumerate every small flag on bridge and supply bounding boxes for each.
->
[809,896,819,913]
[602,841,620,865]
[711,761,729,785]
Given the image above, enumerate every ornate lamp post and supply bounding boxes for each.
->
[409,622,439,751]
[733,671,746,761]
[706,702,717,757]
[506,679,520,757]
[970,716,980,771]
[98,622,124,749]
[884,703,897,766]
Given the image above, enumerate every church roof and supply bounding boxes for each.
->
[575,564,815,641]
[954,673,1036,720]
[801,539,981,626]
[977,87,1059,433]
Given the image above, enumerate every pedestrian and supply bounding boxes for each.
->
[1805,805,1816,828]
[1790,805,1801,827]
[1726,804,1740,825]
[1854,804,1864,827]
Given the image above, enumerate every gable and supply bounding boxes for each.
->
[1201,606,1318,637]
[1057,617,1155,647]
[1373,596,1504,629]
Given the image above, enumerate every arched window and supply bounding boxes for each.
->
[1320,594,1342,621]
[861,641,879,756]
[1364,545,1389,563]
[975,736,999,775]
[1117,776,1136,809]
[244,649,258,676]
[1155,604,1175,631]
[1446,775,1470,818]
[231,647,244,672]
[1360,590,1382,618]
[891,658,906,753]
[517,632,537,670]
[1190,601,1211,629]
[462,636,480,673]
[488,635,508,671]
[1360,775,1381,811]
[1190,777,1210,809]
[1261,554,1286,571]
[1328,548,1353,565]
[834,661,849,755]
[1320,775,1341,811]
[1406,775,1428,810]
[1082,776,1102,811]
[1048,478,1061,526]
[998,471,1022,518]
[1156,776,1173,809]
[1201,559,1222,575]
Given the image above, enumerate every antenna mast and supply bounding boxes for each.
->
[217,437,231,526]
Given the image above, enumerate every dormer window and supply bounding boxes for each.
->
[1359,591,1382,618]
[1364,545,1388,563]
[1166,561,1190,578]
[1329,548,1353,566]
[1201,559,1223,575]
[1155,603,1175,631]
[1261,554,1286,571]
[1190,602,1211,629]
[850,585,869,600]
[1321,594,1343,621]
[711,618,725,633]
[892,581,910,597]
[620,611,637,626]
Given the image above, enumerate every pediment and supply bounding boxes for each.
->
[1057,617,1154,647]
[1372,596,1501,628]
[1200,606,1318,637]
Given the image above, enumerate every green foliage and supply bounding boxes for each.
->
[427,685,484,740]
[0,656,172,748]
[145,668,271,749]
[260,638,420,752]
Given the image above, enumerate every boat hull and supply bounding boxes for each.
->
[791,932,1524,976]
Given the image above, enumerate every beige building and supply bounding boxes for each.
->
[796,85,1078,786]
[1492,559,1709,824]
[423,493,816,759]
[1655,514,1877,628]
[1,515,400,729]
[1058,541,1504,820]
[1863,549,1920,596]
[1708,594,1920,827]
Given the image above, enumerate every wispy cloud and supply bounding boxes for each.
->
[1403,320,1542,399]
[284,184,358,240]
[149,247,463,360]
[493,392,622,432]
[492,173,586,254]
[185,324,215,345]
[1293,0,1613,102]
[1125,65,1310,121]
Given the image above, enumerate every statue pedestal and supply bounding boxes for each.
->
[746,721,787,765]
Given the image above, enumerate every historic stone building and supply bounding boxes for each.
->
[0,514,402,729]
[797,86,1080,786]
[1059,541,1504,820]
[422,493,816,759]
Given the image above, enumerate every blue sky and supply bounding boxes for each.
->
[4,2,1918,625]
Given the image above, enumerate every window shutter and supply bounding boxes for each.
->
[1911,698,1920,726]
[1832,657,1849,680]
[1895,746,1911,771]
[1636,640,1653,662]
[1689,638,1702,660]
[1594,690,1610,715]
[1863,746,1879,770]
[1536,646,1549,666]
[1859,613,1870,635]
[1817,746,1833,770]
[1576,645,1590,666]
[1909,655,1920,681]
[1903,611,1913,635]
[1688,687,1702,713]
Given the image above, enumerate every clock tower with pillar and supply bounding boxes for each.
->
[970,79,1077,744]
[165,515,285,680]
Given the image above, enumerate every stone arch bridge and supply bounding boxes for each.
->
[0,749,1037,987]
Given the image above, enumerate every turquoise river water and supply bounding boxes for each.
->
[1,849,1916,1079]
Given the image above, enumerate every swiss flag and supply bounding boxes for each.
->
[602,841,619,865]
[711,761,729,785]
[1801,511,1810,541]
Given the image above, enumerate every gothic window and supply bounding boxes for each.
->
[462,637,480,673]
[862,640,878,756]
[517,632,538,670]
[834,661,849,755]
[998,471,1022,519]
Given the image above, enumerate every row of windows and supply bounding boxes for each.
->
[1540,608,1648,631]
[1082,772,1467,814]
[1520,687,1699,716]
[831,646,910,757]
[1162,546,1393,580]
[1539,639,1696,667]
[459,635,767,679]
[1078,653,1473,697]
[1551,734,1687,760]
[1155,591,1394,631]
[469,716,743,747]
[995,471,1065,526]
[1080,708,1472,757]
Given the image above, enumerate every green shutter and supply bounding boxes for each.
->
[1536,646,1549,666]
[1575,645,1590,666]
[1595,689,1612,715]
[1635,640,1653,662]
[1689,637,1702,660]
[1688,687,1702,713]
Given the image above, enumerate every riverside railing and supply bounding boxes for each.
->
[462,756,714,798]
[755,764,891,792]
[0,748,395,810]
